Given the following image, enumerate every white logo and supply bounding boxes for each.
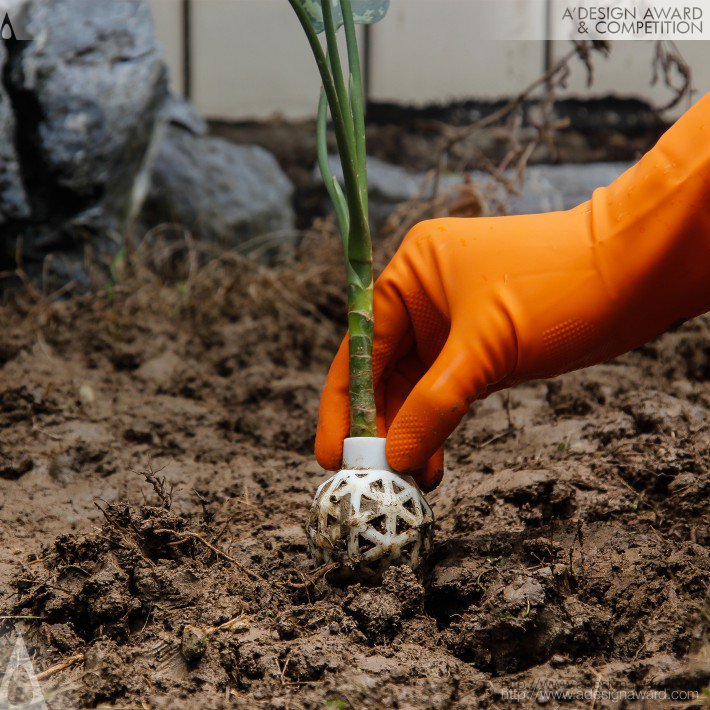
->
[0,634,47,710]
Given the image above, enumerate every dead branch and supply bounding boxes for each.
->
[652,40,693,112]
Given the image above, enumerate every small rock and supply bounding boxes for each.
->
[78,383,95,404]
[140,121,295,252]
[502,577,545,609]
[135,351,183,388]
[181,624,208,663]
[276,618,297,640]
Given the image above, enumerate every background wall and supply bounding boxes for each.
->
[148,0,710,120]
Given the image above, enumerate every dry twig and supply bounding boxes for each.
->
[284,562,339,589]
[35,653,85,681]
[135,462,173,510]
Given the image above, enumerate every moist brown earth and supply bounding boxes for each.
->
[0,237,707,709]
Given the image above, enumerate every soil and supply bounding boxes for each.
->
[0,234,708,709]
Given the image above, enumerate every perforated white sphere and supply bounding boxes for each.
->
[306,439,434,582]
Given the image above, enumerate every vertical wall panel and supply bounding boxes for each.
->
[368,0,547,104]
[191,0,317,119]
[190,0,360,120]
[148,0,710,120]
[148,0,184,95]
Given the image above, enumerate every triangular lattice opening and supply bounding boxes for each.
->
[370,478,385,493]
[402,497,417,516]
[358,534,377,554]
[396,515,409,535]
[369,514,387,534]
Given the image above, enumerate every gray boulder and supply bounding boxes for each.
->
[319,155,631,220]
[507,163,630,214]
[0,0,296,290]
[0,0,167,288]
[139,102,295,252]
[0,41,29,226]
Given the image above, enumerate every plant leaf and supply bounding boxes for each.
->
[299,0,389,34]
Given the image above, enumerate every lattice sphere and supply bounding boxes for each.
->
[306,468,434,582]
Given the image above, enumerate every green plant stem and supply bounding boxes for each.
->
[289,0,376,438]
[347,263,376,437]
[321,0,356,158]
[337,0,376,436]
[317,89,350,242]
[341,0,368,213]
[287,0,360,211]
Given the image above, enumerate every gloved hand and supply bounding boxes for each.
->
[316,92,710,490]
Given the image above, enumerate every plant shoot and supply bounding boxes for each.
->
[288,0,390,437]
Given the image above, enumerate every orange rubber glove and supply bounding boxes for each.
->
[316,92,710,490]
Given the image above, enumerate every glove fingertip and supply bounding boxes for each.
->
[315,393,349,470]
[315,436,344,471]
[385,425,433,475]
[417,449,445,492]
